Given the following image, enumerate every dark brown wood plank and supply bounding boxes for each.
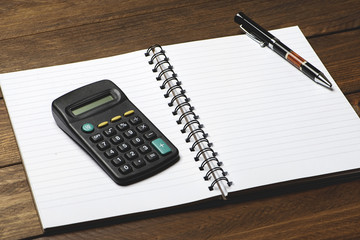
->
[220,204,360,240]
[0,0,212,40]
[309,29,360,95]
[0,99,21,167]
[346,92,360,117]
[0,0,358,41]
[0,164,43,240]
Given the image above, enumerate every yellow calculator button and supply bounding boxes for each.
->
[111,115,122,122]
[97,121,109,128]
[124,110,134,117]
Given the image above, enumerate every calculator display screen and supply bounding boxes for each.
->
[72,95,114,116]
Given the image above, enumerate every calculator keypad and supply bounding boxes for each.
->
[84,110,177,185]
[53,80,179,186]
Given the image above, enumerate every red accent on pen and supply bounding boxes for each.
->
[286,51,306,70]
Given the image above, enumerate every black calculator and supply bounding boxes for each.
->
[52,80,179,185]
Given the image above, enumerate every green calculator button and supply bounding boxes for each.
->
[151,138,172,155]
[81,123,94,133]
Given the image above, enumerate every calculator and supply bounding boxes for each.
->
[52,80,179,185]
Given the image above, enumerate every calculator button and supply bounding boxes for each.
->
[104,127,116,137]
[151,138,172,155]
[145,152,159,162]
[117,122,130,131]
[129,116,142,125]
[118,143,130,152]
[136,123,149,133]
[97,140,110,150]
[131,137,144,146]
[144,131,157,140]
[82,123,94,133]
[90,133,103,143]
[110,135,123,144]
[124,129,136,138]
[125,150,138,160]
[132,159,146,168]
[138,144,151,154]
[119,164,133,175]
[111,115,122,122]
[124,110,134,117]
[104,148,118,159]
[112,156,125,166]
[98,121,109,128]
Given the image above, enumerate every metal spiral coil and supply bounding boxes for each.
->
[204,167,227,180]
[185,128,207,143]
[199,156,222,170]
[180,119,202,132]
[173,102,194,116]
[164,85,185,98]
[168,93,189,107]
[190,138,212,152]
[146,44,232,192]
[156,68,176,81]
[208,177,232,191]
[194,147,217,162]
[152,59,172,72]
[145,44,164,57]
[161,76,181,89]
[148,51,168,64]
[176,110,198,124]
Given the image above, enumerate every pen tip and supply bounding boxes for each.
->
[314,72,332,88]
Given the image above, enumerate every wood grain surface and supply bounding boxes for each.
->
[1,0,360,239]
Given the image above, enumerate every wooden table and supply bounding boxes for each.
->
[1,1,360,239]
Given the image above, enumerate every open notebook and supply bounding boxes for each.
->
[1,26,360,230]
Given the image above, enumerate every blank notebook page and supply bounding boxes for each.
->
[163,26,360,192]
[0,52,216,228]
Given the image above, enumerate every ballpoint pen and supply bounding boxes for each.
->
[234,12,332,88]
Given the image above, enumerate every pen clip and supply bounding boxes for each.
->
[239,25,266,48]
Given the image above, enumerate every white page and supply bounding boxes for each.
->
[0,51,216,229]
[163,26,360,192]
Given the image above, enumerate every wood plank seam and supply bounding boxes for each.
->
[308,26,360,39]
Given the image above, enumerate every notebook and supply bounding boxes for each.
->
[1,26,360,230]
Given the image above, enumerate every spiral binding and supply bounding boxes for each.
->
[145,44,232,193]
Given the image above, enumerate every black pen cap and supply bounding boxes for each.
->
[234,11,248,25]
[234,12,276,41]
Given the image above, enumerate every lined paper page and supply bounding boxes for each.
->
[0,51,216,229]
[164,26,360,192]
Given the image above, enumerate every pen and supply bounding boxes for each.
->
[234,12,332,88]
